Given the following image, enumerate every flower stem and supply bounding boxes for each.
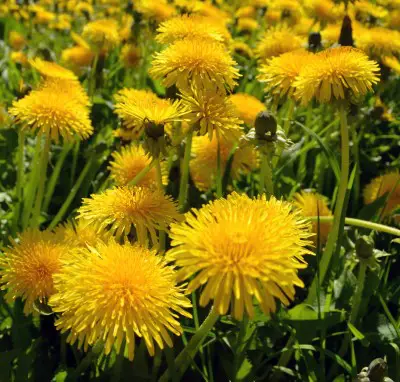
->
[159,307,219,382]
[128,160,156,187]
[48,157,94,230]
[306,104,350,304]
[306,216,400,236]
[89,53,99,98]
[178,130,193,212]
[12,129,25,233]
[155,157,166,252]
[30,135,51,228]
[43,141,73,213]
[216,136,223,198]
[349,261,367,325]
[283,99,295,135]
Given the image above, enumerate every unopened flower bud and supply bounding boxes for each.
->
[254,111,277,140]
[355,236,374,260]
[145,122,165,139]
[368,358,387,382]
[308,32,321,51]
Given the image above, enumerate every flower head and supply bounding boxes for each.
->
[237,18,259,33]
[54,219,111,248]
[0,230,66,315]
[120,44,141,68]
[149,38,240,92]
[181,85,243,140]
[356,27,400,58]
[9,31,26,50]
[50,241,191,361]
[292,191,332,245]
[30,58,78,81]
[256,27,303,60]
[156,14,231,45]
[294,46,380,105]
[167,193,313,319]
[258,49,314,99]
[306,0,344,23]
[231,41,253,59]
[136,0,176,23]
[108,144,167,187]
[82,19,120,50]
[77,186,181,245]
[11,51,28,66]
[382,55,400,75]
[190,135,257,191]
[61,46,94,69]
[229,93,265,126]
[363,171,400,218]
[114,88,189,140]
[9,79,93,142]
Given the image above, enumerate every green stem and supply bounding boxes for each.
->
[30,135,51,228]
[263,154,274,197]
[306,216,400,237]
[43,141,73,213]
[48,157,94,230]
[350,125,360,214]
[128,160,156,187]
[69,141,80,189]
[22,136,43,229]
[283,99,295,135]
[12,130,25,233]
[178,130,193,212]
[306,104,350,304]
[159,307,219,382]
[89,52,99,98]
[349,261,367,325]
[216,136,223,198]
[155,157,166,252]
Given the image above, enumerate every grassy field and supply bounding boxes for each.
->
[0,0,399,381]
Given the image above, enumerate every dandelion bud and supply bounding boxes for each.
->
[254,111,277,140]
[308,32,321,51]
[355,236,374,259]
[368,358,387,382]
[339,15,353,47]
[145,122,165,139]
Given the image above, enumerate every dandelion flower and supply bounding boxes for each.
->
[50,241,191,361]
[149,37,240,92]
[353,0,388,23]
[293,191,332,245]
[11,51,28,66]
[363,171,400,218]
[167,192,313,319]
[30,58,78,81]
[237,18,258,33]
[181,85,243,140]
[306,0,344,23]
[0,230,66,315]
[229,93,264,126]
[61,46,94,69]
[82,19,120,50]
[77,186,181,245]
[256,27,303,60]
[190,135,257,191]
[382,55,400,75]
[231,41,253,59]
[356,27,400,58]
[136,0,176,23]
[156,14,231,45]
[294,46,380,105]
[108,144,167,187]
[114,88,189,140]
[265,0,303,26]
[9,79,93,142]
[54,219,111,248]
[120,44,141,68]
[235,6,256,18]
[258,49,314,99]
[9,31,26,50]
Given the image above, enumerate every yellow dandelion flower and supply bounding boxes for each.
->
[190,135,258,191]
[363,171,400,218]
[265,0,303,26]
[119,14,133,42]
[114,88,189,140]
[356,27,400,58]
[156,14,231,45]
[120,44,141,68]
[71,31,91,50]
[11,51,28,66]
[82,19,120,50]
[353,0,388,23]
[0,230,66,315]
[293,17,319,37]
[382,55,400,75]
[74,2,94,16]
[305,0,344,23]
[258,49,314,99]
[388,10,400,30]
[229,93,264,126]
[9,31,26,50]
[61,46,94,69]
[9,78,93,142]
[54,219,112,248]
[30,58,78,81]
[294,46,380,105]
[180,85,243,140]
[108,144,167,187]
[34,9,55,24]
[77,186,181,244]
[191,1,231,25]
[292,191,332,245]
[237,18,258,33]
[49,13,71,31]
[256,26,304,60]
[50,241,191,361]
[235,6,256,18]
[166,192,313,320]
[149,37,240,92]
[231,41,253,59]
[136,0,176,23]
